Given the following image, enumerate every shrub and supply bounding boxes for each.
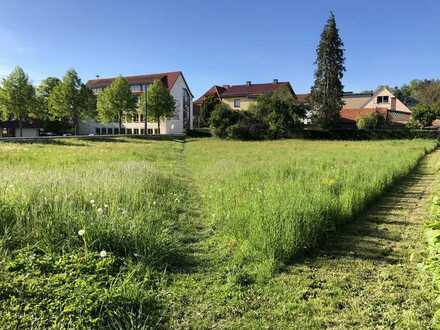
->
[409,103,438,128]
[356,112,387,129]
[210,103,239,138]
[250,86,306,138]
[210,87,307,140]
[200,95,220,127]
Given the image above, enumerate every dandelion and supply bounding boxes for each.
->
[100,250,107,258]
[78,229,85,236]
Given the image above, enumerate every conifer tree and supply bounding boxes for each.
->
[310,12,345,128]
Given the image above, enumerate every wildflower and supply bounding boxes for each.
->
[104,204,109,208]
[97,207,104,215]
[90,199,95,205]
[434,196,440,205]
[100,250,107,258]
[78,229,85,236]
[153,201,157,206]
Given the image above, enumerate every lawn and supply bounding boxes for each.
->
[0,137,437,328]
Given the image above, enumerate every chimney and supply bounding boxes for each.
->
[246,81,251,86]
[96,75,100,79]
[273,79,278,84]
[391,97,396,110]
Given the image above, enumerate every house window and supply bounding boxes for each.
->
[101,128,107,135]
[114,128,119,135]
[139,114,144,122]
[141,129,145,135]
[147,128,153,134]
[95,128,101,135]
[234,99,241,108]
[130,84,142,93]
[134,128,139,135]
[127,128,132,135]
[133,113,139,122]
[377,96,389,104]
[107,128,113,135]
[120,128,126,134]
[154,129,159,134]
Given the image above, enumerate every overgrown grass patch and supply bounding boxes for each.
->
[184,139,437,279]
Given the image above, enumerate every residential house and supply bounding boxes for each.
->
[81,71,193,135]
[194,80,295,126]
[297,86,412,128]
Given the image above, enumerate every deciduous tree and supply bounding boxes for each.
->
[97,76,137,131]
[144,80,176,134]
[48,69,96,135]
[0,66,36,137]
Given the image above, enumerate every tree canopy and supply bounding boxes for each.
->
[97,76,137,130]
[249,86,305,137]
[200,95,220,127]
[408,103,438,128]
[48,69,96,134]
[140,80,176,134]
[0,66,36,137]
[310,12,345,129]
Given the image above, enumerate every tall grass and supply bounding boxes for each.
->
[185,139,437,274]
[0,139,189,265]
[0,138,190,328]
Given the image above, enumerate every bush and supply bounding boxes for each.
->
[356,112,387,129]
[409,103,438,128]
[210,103,240,138]
[210,87,307,140]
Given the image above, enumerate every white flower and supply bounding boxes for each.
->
[78,229,85,236]
[104,204,109,208]
[97,208,104,215]
[153,201,157,205]
[100,250,107,258]
[90,199,95,205]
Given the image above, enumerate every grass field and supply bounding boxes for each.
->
[0,137,437,328]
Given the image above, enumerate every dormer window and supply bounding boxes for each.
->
[377,96,389,104]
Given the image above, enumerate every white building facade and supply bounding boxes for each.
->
[79,71,193,135]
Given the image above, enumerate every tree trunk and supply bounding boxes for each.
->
[19,118,23,137]
[157,116,160,135]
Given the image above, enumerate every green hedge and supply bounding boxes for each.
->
[295,129,440,140]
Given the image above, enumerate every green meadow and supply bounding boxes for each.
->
[0,137,437,328]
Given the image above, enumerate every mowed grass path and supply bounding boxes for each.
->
[0,137,438,328]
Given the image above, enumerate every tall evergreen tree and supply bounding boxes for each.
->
[310,12,345,128]
[0,66,36,137]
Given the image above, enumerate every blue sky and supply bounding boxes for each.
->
[0,0,438,97]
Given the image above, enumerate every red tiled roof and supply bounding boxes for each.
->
[296,94,310,104]
[340,108,388,123]
[195,82,293,104]
[194,85,226,105]
[87,71,193,96]
[221,82,292,98]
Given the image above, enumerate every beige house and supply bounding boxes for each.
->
[194,80,295,119]
[297,86,412,127]
[80,71,193,135]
